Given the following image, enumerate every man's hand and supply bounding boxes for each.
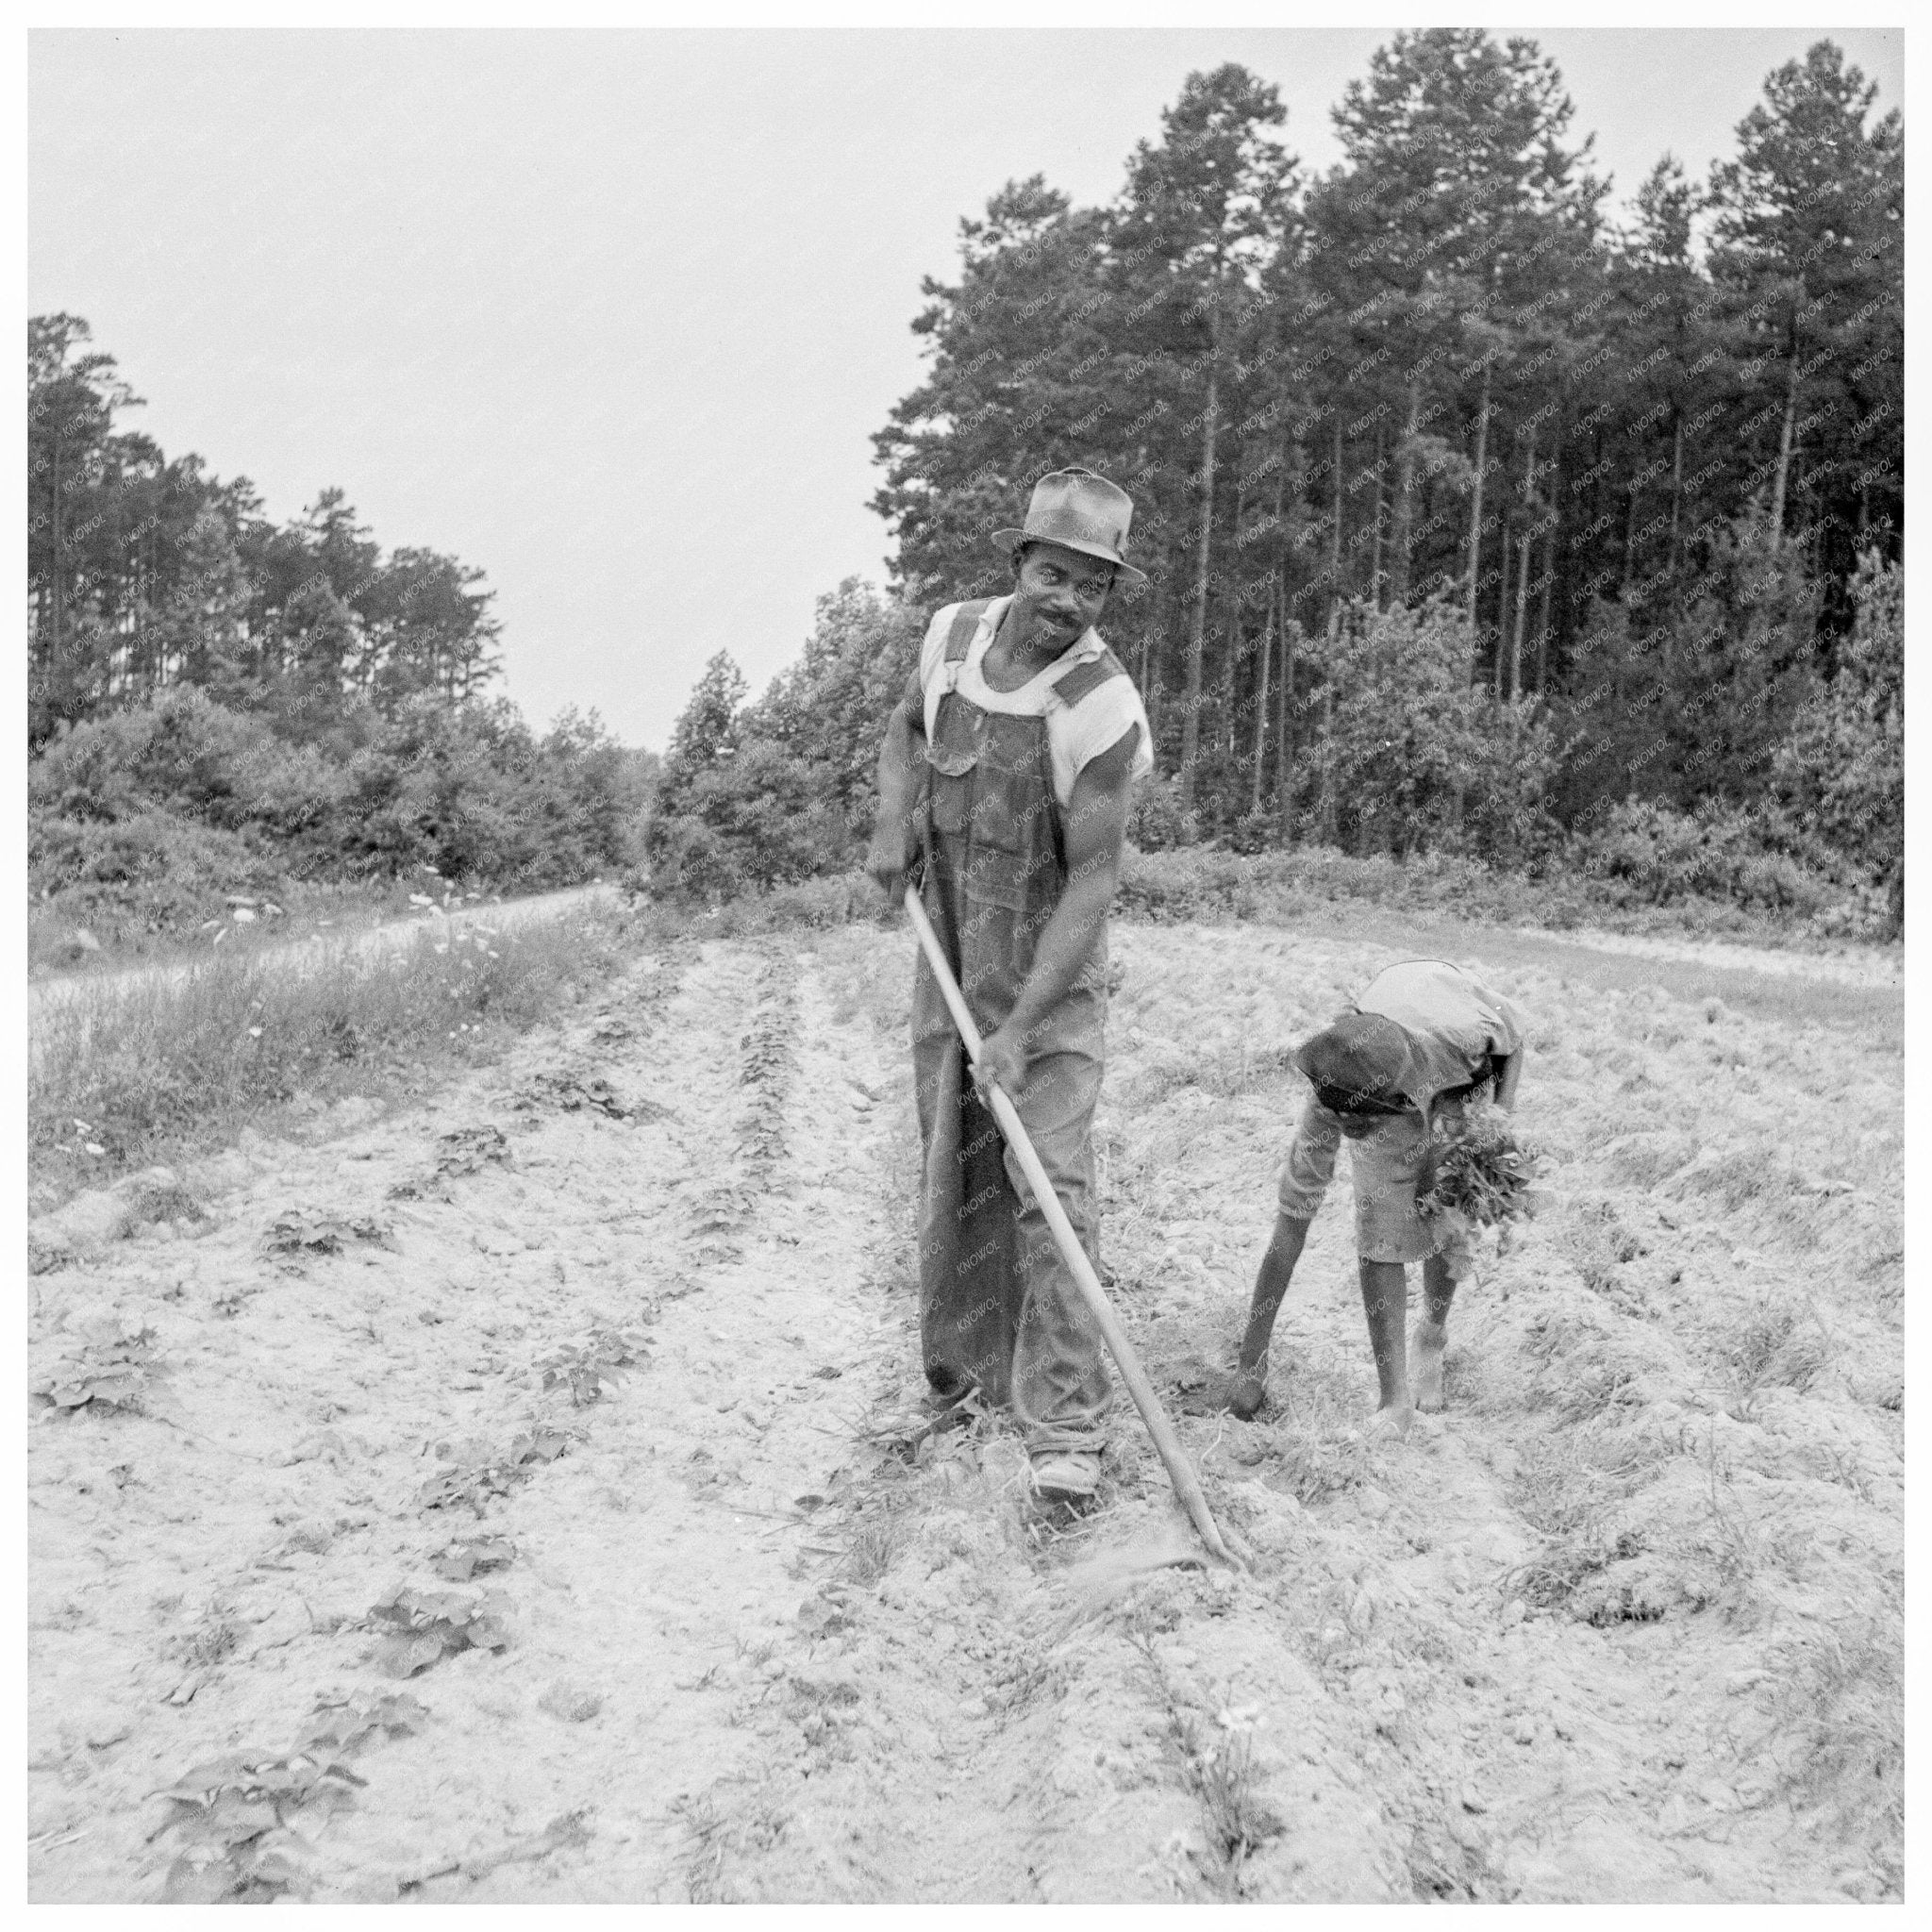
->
[971,1024,1026,1105]
[863,825,917,902]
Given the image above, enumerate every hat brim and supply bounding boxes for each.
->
[991,529,1147,588]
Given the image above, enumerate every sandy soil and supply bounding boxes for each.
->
[26,917,1903,1902]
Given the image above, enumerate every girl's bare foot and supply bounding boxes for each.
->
[1411,1319,1448,1412]
[1366,1400,1413,1441]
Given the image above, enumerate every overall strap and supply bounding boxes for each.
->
[1048,644,1126,710]
[943,598,995,664]
[924,599,998,743]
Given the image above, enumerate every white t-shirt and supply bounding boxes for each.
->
[918,596,1155,808]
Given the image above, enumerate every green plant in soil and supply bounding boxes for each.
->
[304,1690,430,1755]
[539,1325,654,1407]
[153,1749,366,1903]
[416,1427,570,1515]
[435,1122,512,1175]
[736,969,799,1174]
[368,1585,514,1677]
[430,1534,517,1582]
[260,1207,394,1260]
[33,1320,163,1413]
[518,1069,646,1119]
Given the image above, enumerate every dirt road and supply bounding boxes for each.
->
[28,883,618,1019]
[27,918,1902,1901]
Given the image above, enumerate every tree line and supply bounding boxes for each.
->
[26,319,642,934]
[655,30,1901,929]
[29,312,502,746]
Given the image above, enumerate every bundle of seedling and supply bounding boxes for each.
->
[1417,1100,1543,1228]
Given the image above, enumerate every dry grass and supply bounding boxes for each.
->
[673,1785,791,1903]
[1125,1630,1283,1895]
[1758,1602,1904,1868]
[837,1505,909,1590]
[1721,1295,1833,1413]
[29,904,633,1204]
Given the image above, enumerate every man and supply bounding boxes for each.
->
[1230,960,1527,1432]
[865,468,1154,1508]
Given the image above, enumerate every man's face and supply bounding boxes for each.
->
[1010,541,1115,652]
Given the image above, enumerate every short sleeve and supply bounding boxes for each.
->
[1051,674,1155,804]
[1461,971,1526,1058]
[918,606,954,698]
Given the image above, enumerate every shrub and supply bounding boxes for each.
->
[1569,799,1834,916]
[646,582,923,898]
[647,814,746,901]
[1770,550,1904,931]
[28,809,283,938]
[1128,773,1200,851]
[27,689,642,943]
[1299,597,1562,865]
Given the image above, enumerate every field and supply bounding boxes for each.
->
[25,909,1903,1903]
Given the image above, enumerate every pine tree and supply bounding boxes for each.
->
[1707,41,1904,596]
[1112,65,1296,811]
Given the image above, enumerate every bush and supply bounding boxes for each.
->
[1114,830,1863,939]
[1299,597,1562,865]
[28,686,273,824]
[28,809,284,939]
[1127,773,1200,851]
[1770,550,1903,931]
[27,689,643,946]
[646,581,923,898]
[1569,799,1834,917]
[647,815,746,901]
[1117,842,1497,924]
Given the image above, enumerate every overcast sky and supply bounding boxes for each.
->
[30,26,1905,749]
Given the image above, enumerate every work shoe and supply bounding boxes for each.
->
[1029,1450,1102,1508]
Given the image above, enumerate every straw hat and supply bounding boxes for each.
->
[992,467,1148,586]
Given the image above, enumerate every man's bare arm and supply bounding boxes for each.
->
[974,723,1139,1096]
[864,671,926,895]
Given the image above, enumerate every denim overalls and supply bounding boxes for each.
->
[910,599,1124,1456]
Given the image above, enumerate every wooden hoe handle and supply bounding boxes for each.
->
[902,887,1241,1570]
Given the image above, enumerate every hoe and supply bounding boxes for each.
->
[903,886,1241,1572]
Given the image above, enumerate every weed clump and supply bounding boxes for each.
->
[1724,1295,1831,1403]
[1417,1102,1542,1229]
[1759,1605,1903,1862]
[838,1507,907,1589]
